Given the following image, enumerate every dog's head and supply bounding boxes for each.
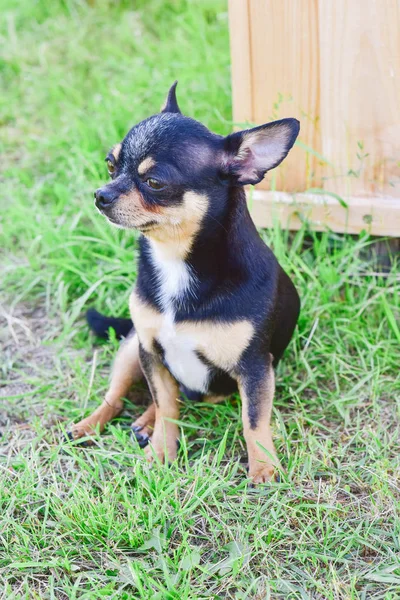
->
[95,82,299,241]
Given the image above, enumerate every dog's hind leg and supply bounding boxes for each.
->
[68,332,142,442]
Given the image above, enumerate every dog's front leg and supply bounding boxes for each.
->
[69,332,142,442]
[237,353,282,484]
[139,344,180,464]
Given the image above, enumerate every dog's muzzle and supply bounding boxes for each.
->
[94,188,118,211]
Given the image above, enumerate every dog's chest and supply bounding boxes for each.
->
[144,246,210,392]
[131,246,254,393]
[157,310,210,392]
[131,297,255,393]
[139,245,210,392]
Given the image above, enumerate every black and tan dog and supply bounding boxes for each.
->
[69,83,300,483]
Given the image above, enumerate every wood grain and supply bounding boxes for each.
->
[247,0,321,192]
[228,0,253,126]
[318,0,400,199]
[228,0,400,234]
[248,190,400,236]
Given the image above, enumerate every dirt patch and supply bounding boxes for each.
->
[0,302,73,447]
[0,301,150,447]
[0,304,55,398]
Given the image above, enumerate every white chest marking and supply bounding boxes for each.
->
[149,240,195,310]
[149,241,209,392]
[158,310,210,392]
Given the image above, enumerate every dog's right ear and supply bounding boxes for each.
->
[221,118,300,186]
[161,81,181,114]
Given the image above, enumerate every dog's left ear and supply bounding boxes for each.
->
[222,118,300,186]
[161,81,181,114]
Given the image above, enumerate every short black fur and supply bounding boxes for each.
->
[89,82,301,432]
[86,308,133,340]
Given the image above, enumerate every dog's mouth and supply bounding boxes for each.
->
[135,220,159,232]
[94,198,161,233]
[104,213,159,233]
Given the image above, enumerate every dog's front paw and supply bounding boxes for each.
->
[65,428,96,447]
[144,443,161,463]
[143,439,178,465]
[249,463,278,484]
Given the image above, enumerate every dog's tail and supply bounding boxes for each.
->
[86,308,134,340]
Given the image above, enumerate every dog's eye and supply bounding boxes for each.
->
[145,178,164,190]
[106,160,115,175]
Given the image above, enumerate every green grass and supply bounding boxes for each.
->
[1,1,400,598]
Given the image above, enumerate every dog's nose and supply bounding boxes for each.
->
[94,188,118,210]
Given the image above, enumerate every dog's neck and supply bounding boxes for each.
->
[145,188,253,254]
[138,187,261,308]
[147,236,196,312]
[145,227,194,263]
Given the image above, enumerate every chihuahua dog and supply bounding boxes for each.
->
[68,82,300,483]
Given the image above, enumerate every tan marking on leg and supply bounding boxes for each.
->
[129,291,163,352]
[138,156,155,175]
[69,400,122,442]
[238,359,281,484]
[131,402,156,438]
[71,334,142,440]
[111,143,122,162]
[142,362,180,464]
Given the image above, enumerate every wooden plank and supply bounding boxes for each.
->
[318,0,400,198]
[228,0,253,126]
[248,0,321,192]
[248,190,400,237]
